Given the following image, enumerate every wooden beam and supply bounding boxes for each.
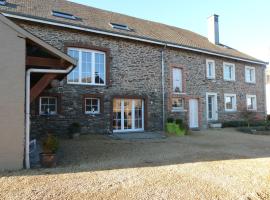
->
[30,73,58,103]
[26,56,64,68]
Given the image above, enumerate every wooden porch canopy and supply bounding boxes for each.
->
[0,14,76,103]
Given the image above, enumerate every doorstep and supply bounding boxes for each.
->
[109,131,167,140]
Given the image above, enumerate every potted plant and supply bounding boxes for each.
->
[40,134,59,168]
[68,122,81,139]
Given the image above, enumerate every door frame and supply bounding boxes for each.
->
[111,95,148,133]
[206,92,218,121]
[189,98,199,128]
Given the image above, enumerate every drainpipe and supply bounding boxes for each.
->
[161,45,167,131]
[25,66,73,169]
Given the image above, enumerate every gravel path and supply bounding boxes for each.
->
[1,128,270,200]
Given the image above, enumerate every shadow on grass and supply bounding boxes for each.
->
[1,128,270,177]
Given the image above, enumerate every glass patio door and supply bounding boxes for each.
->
[113,99,144,132]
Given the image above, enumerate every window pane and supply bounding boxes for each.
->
[173,68,182,93]
[85,98,100,113]
[95,53,105,84]
[67,50,79,83]
[225,96,233,109]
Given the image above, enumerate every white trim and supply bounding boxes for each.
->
[67,48,106,86]
[224,93,237,112]
[206,59,215,79]
[223,62,236,81]
[84,98,100,114]
[2,13,268,65]
[206,92,218,121]
[245,66,256,83]
[246,94,257,111]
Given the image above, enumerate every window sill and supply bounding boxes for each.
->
[223,79,236,82]
[172,109,187,113]
[67,82,106,86]
[206,77,215,80]
[224,110,237,113]
[245,81,256,84]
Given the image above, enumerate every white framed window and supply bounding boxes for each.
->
[224,94,237,112]
[85,98,100,114]
[172,68,183,93]
[206,59,215,79]
[172,97,184,112]
[246,95,257,111]
[67,48,106,85]
[39,97,57,115]
[223,62,235,81]
[245,66,256,83]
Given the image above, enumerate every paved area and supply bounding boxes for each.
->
[1,128,270,200]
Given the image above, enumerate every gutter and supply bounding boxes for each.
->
[161,45,167,131]
[25,67,73,169]
[2,12,268,66]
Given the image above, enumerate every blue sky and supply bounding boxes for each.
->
[70,0,270,64]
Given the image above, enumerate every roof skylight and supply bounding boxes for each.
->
[52,10,77,20]
[0,0,7,6]
[110,23,131,31]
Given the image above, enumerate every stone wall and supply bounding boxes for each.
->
[15,20,266,135]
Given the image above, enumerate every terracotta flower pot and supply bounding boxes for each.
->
[40,153,57,168]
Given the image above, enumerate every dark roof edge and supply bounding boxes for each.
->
[2,12,268,65]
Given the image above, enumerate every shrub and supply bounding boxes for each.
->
[68,122,81,138]
[167,118,174,123]
[42,134,59,154]
[175,119,183,128]
[267,115,270,121]
[166,123,185,136]
[222,120,266,128]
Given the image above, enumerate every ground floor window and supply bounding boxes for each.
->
[172,97,184,111]
[246,95,257,111]
[85,98,100,114]
[39,97,57,115]
[113,98,144,132]
[224,94,237,112]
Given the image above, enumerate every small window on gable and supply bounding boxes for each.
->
[110,23,130,31]
[206,59,215,79]
[0,0,7,6]
[52,11,77,20]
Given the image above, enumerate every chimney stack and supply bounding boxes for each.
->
[208,14,219,45]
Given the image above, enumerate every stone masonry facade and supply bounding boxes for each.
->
[15,20,266,136]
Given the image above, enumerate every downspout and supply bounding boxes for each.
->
[25,66,73,169]
[161,45,167,131]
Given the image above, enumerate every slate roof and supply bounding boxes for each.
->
[0,0,267,64]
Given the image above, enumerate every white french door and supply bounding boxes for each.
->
[113,99,144,132]
[189,99,199,128]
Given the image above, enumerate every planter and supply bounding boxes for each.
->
[40,153,57,168]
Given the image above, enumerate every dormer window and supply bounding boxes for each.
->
[110,23,130,31]
[0,0,7,6]
[52,11,77,20]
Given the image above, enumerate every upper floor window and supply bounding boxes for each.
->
[39,97,57,115]
[245,66,256,83]
[172,68,182,93]
[246,95,257,111]
[0,0,7,6]
[224,94,237,112]
[67,48,106,85]
[206,59,215,79]
[223,62,235,81]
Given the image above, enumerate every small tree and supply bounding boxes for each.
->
[239,102,256,128]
